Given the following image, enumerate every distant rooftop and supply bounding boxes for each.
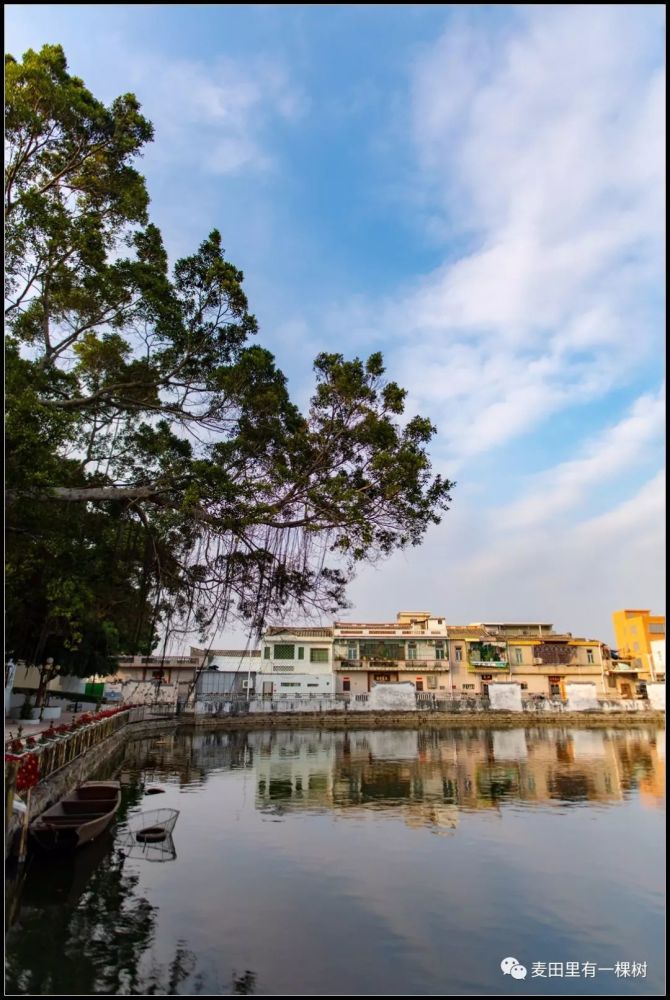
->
[265,626,333,638]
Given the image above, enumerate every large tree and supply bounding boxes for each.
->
[5,45,455,668]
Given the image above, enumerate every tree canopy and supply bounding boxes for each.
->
[5,44,455,672]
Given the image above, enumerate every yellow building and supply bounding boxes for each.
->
[503,632,608,699]
[612,609,666,684]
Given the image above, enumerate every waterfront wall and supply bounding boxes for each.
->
[193,690,663,717]
[647,683,666,712]
[488,684,523,712]
[565,682,599,711]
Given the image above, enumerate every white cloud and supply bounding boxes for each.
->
[345,467,665,644]
[379,4,665,464]
[120,50,306,177]
[500,386,666,529]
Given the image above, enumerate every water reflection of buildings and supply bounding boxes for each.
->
[120,727,664,821]
[249,728,665,828]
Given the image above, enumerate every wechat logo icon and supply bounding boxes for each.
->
[501,957,527,980]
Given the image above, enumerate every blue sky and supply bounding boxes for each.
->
[6,4,665,646]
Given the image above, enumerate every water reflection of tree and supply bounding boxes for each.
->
[122,730,252,788]
[142,940,201,995]
[232,969,257,994]
[5,773,156,995]
[5,847,157,994]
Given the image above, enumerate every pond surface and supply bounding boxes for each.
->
[5,726,665,996]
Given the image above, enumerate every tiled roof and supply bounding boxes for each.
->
[446,626,491,638]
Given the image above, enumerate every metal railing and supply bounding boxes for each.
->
[4,705,176,805]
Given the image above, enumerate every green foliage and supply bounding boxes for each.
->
[5,44,455,666]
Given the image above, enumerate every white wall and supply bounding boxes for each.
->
[259,635,333,681]
[651,640,665,674]
[261,673,335,697]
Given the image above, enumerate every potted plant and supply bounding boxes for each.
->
[19,694,41,722]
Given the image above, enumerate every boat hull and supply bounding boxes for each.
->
[30,781,122,852]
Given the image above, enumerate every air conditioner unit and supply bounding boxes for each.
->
[242,680,253,690]
[533,658,543,665]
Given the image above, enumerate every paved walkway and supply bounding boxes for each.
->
[4,710,79,744]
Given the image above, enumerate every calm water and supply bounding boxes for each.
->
[5,726,665,996]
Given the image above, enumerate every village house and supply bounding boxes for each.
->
[256,626,335,698]
[332,611,450,694]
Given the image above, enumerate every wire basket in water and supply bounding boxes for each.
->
[127,807,179,843]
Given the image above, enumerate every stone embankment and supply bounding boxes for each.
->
[182,709,665,732]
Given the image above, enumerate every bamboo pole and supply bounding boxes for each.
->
[17,787,31,863]
[5,760,18,834]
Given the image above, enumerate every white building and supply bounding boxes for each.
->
[650,639,666,680]
[257,626,335,697]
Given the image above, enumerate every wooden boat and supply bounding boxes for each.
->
[30,781,122,851]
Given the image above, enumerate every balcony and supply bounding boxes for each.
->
[467,660,509,673]
[467,642,508,672]
[334,658,450,672]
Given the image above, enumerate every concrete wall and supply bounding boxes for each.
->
[489,683,523,712]
[397,670,450,692]
[368,683,416,712]
[335,672,368,695]
[565,682,599,711]
[258,673,335,697]
[647,683,666,711]
[104,679,178,706]
[651,641,666,675]
[11,665,87,694]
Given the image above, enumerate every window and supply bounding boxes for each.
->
[514,647,523,664]
[342,678,351,692]
[347,644,357,660]
[280,682,300,687]
[298,647,304,660]
[520,683,528,690]
[427,676,437,689]
[435,641,445,660]
[415,679,423,691]
[310,648,329,663]
[274,644,295,659]
[586,649,594,664]
[263,646,270,659]
[455,646,463,661]
[463,683,475,690]
[407,641,417,660]
[307,683,318,687]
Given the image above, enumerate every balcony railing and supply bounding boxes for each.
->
[334,658,450,671]
[467,660,509,672]
[117,656,199,666]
